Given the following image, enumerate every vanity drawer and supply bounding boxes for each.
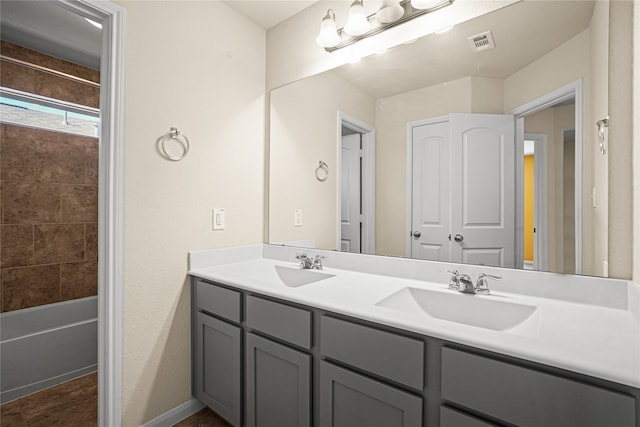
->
[246,295,312,349]
[195,280,241,323]
[320,316,424,390]
[441,347,636,427]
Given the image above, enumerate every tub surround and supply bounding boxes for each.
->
[0,296,98,402]
[189,244,640,389]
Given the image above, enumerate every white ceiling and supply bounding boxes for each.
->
[0,0,102,70]
[223,0,320,29]
[333,0,596,99]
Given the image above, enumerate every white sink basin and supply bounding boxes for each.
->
[274,266,335,288]
[376,287,539,334]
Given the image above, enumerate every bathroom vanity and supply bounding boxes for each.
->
[189,245,640,427]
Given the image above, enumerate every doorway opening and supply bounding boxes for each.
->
[511,80,582,274]
[338,112,375,254]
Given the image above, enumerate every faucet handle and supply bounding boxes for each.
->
[312,255,326,270]
[445,269,460,290]
[296,253,312,268]
[476,273,501,295]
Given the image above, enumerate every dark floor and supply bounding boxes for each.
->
[0,374,227,427]
[173,407,232,427]
[0,373,97,427]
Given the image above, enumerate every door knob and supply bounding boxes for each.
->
[413,231,421,238]
[453,234,464,242]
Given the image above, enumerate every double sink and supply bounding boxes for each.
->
[274,265,539,336]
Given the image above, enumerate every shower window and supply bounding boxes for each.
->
[0,87,99,137]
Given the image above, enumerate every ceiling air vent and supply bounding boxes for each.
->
[468,31,496,53]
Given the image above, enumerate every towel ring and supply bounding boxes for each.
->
[596,117,609,155]
[160,127,190,161]
[315,160,329,182]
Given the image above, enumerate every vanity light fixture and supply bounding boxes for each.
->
[315,10,342,48]
[345,0,371,36]
[376,0,404,24]
[316,0,454,52]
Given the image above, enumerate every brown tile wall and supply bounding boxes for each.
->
[1,40,100,108]
[1,123,99,312]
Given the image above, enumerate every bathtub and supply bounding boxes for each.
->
[0,296,97,403]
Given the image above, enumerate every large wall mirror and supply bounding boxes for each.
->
[269,0,631,279]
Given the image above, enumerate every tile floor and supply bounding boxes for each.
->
[0,373,227,427]
[0,372,97,426]
[173,407,231,427]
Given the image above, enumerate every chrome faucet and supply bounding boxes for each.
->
[446,270,501,295]
[475,273,501,295]
[296,254,325,270]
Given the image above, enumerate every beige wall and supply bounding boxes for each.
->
[374,76,504,256]
[118,1,266,425]
[590,0,609,277]
[634,0,640,285]
[269,71,375,249]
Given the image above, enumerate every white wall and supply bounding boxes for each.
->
[269,71,375,249]
[117,1,266,425]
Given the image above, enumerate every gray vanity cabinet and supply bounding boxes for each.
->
[192,277,639,427]
[319,361,423,427]
[245,333,311,427]
[194,312,242,426]
[441,347,637,427]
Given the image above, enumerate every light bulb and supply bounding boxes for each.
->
[315,9,341,48]
[410,0,442,10]
[344,0,371,36]
[376,0,404,24]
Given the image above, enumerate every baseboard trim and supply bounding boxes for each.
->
[140,398,205,427]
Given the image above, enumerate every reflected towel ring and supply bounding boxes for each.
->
[160,127,190,161]
[596,117,609,155]
[315,160,329,181]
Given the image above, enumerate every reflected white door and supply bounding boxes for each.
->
[450,113,515,268]
[411,121,450,261]
[340,134,361,253]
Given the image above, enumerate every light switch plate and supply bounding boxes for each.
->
[294,209,303,227]
[213,208,225,230]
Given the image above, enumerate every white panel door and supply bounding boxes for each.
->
[340,134,361,253]
[411,121,450,261]
[450,113,515,268]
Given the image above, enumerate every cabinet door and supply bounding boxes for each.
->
[319,361,422,427]
[195,312,241,426]
[246,333,311,427]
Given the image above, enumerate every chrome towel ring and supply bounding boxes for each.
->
[596,116,609,155]
[315,160,329,181]
[159,127,190,161]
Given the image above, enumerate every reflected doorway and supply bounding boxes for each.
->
[338,113,375,254]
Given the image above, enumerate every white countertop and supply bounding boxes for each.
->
[189,245,640,389]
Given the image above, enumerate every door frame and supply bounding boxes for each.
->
[509,80,583,274]
[524,133,548,271]
[337,112,376,254]
[57,1,126,425]
[405,116,449,258]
